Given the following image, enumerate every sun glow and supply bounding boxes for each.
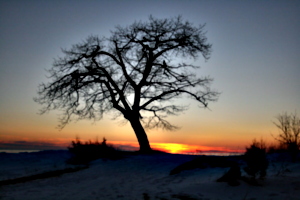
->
[150,143,244,155]
[151,143,194,154]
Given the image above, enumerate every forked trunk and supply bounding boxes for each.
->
[128,115,152,152]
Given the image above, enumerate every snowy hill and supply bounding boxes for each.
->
[0,150,299,200]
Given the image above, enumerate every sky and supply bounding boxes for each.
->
[0,0,299,153]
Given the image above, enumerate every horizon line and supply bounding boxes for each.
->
[0,140,245,155]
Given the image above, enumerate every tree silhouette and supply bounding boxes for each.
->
[273,111,300,160]
[34,16,219,152]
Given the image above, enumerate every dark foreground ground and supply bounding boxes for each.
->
[0,150,299,200]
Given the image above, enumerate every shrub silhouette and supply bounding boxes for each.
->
[67,137,120,164]
[243,140,268,179]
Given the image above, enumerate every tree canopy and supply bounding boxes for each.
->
[35,16,219,152]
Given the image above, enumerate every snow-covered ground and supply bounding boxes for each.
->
[0,150,299,200]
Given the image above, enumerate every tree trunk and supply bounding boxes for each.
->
[128,115,152,152]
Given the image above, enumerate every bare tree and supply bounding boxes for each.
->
[34,16,219,152]
[273,112,300,156]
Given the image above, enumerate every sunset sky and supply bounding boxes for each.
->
[0,0,299,153]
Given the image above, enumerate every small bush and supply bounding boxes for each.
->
[267,141,299,162]
[67,137,120,164]
[243,139,268,179]
[267,142,287,154]
[286,142,299,162]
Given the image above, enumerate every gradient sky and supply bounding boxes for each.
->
[0,0,299,152]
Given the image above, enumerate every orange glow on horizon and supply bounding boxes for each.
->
[0,136,245,155]
[109,141,244,155]
[150,142,244,155]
